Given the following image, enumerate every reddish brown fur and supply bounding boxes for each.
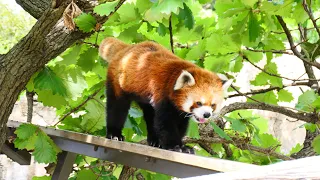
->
[99,38,223,111]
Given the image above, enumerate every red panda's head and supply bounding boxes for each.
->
[171,68,232,123]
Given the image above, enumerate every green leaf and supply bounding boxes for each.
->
[144,0,185,22]
[243,50,263,63]
[206,33,240,55]
[186,120,200,139]
[93,0,119,16]
[295,90,318,112]
[77,169,98,180]
[185,39,206,60]
[157,23,167,36]
[178,3,194,30]
[251,133,280,149]
[128,107,143,118]
[32,176,51,180]
[288,143,303,155]
[34,68,68,97]
[37,90,67,108]
[210,121,232,140]
[14,124,38,139]
[58,45,82,66]
[77,47,98,72]
[301,40,320,60]
[278,89,294,102]
[82,101,105,133]
[304,123,317,133]
[242,0,258,7]
[74,13,96,33]
[250,91,278,105]
[33,131,58,163]
[312,135,320,154]
[224,116,247,133]
[248,12,261,42]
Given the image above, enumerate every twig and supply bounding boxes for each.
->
[119,166,136,180]
[243,55,309,81]
[53,87,103,126]
[302,0,320,38]
[26,90,35,123]
[228,82,309,98]
[169,14,174,54]
[82,41,99,48]
[98,0,126,23]
[276,15,320,69]
[231,85,261,103]
[245,47,293,55]
[218,102,318,124]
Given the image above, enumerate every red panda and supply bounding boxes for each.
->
[99,38,231,154]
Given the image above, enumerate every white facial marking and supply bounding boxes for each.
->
[201,97,205,104]
[193,106,212,119]
[182,96,193,112]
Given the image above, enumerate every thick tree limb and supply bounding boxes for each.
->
[219,102,319,124]
[0,0,125,150]
[15,0,51,19]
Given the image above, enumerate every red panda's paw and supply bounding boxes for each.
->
[169,145,195,154]
[107,134,124,141]
[148,140,161,148]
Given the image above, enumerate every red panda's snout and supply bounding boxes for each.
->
[178,90,224,124]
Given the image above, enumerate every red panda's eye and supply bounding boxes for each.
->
[196,102,202,106]
[211,103,216,109]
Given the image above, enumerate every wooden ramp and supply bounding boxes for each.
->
[5,120,257,179]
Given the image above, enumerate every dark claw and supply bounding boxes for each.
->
[169,145,195,154]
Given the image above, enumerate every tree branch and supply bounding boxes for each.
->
[53,87,102,126]
[26,90,35,123]
[302,0,320,38]
[243,55,318,81]
[184,137,292,161]
[245,47,293,55]
[219,102,318,124]
[276,15,320,69]
[15,0,51,19]
[228,82,309,98]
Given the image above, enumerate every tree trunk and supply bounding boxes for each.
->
[0,1,88,150]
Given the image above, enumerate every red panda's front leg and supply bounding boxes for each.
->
[153,100,195,154]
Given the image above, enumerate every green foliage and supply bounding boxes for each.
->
[5,0,320,178]
[75,13,97,32]
[296,90,319,112]
[32,176,51,180]
[94,0,119,16]
[14,124,61,163]
[312,135,320,154]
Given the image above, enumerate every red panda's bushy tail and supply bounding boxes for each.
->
[99,37,130,63]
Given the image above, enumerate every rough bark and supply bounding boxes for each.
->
[0,0,118,150]
[15,0,51,19]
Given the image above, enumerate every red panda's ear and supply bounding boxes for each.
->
[174,70,195,90]
[217,73,233,96]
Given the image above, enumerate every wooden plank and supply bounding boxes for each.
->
[1,140,31,165]
[7,120,257,177]
[52,151,77,180]
[182,156,320,180]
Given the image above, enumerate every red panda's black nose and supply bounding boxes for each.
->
[203,112,211,118]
